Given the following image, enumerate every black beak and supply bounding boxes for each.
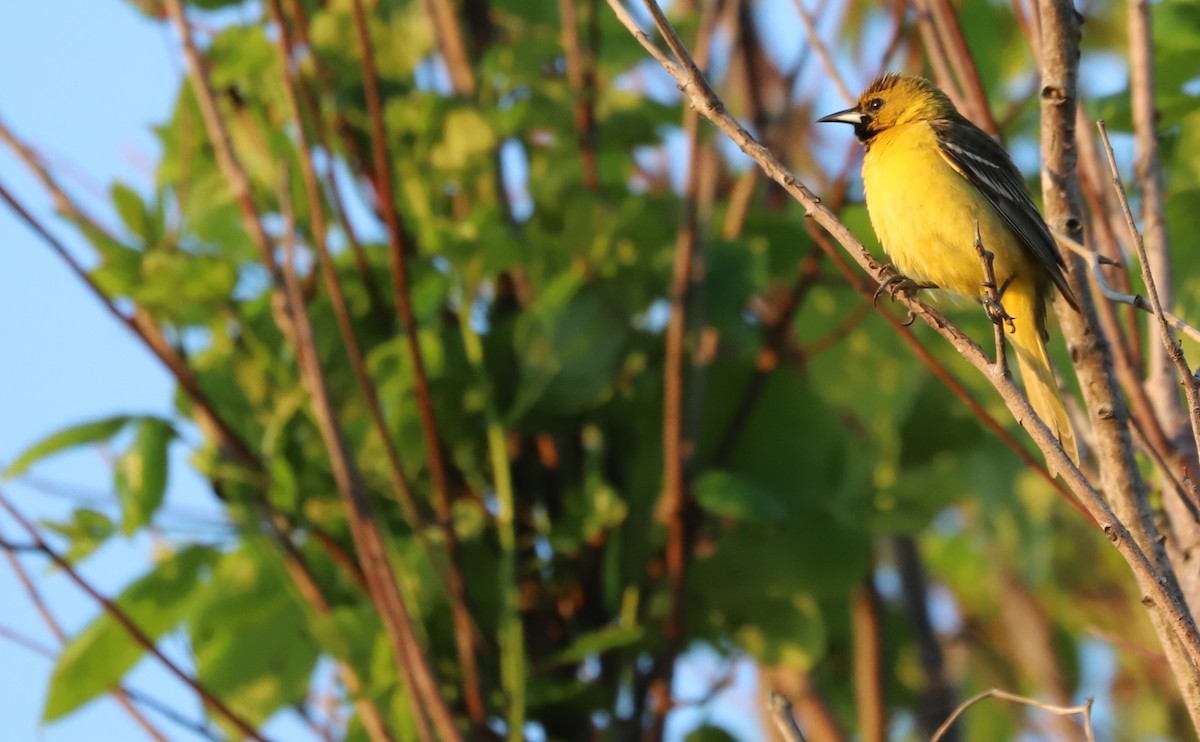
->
[817,107,866,125]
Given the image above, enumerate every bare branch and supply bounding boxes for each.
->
[1097,121,1200,484]
[420,0,477,94]
[788,0,854,105]
[922,0,1000,134]
[343,2,484,730]
[278,162,454,741]
[974,222,1012,376]
[2,548,173,742]
[767,692,808,742]
[851,584,886,742]
[647,0,721,736]
[932,689,1094,742]
[1054,231,1200,346]
[0,492,268,741]
[560,0,600,190]
[1127,0,1188,457]
[1037,0,1200,721]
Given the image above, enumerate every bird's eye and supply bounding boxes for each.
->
[867,98,884,112]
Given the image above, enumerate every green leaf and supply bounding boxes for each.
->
[40,509,115,564]
[111,182,150,242]
[694,470,789,521]
[43,546,216,721]
[509,277,630,420]
[698,361,850,510]
[115,419,174,535]
[548,625,644,666]
[686,727,739,742]
[190,543,319,730]
[5,416,133,479]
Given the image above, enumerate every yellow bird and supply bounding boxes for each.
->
[818,73,1080,471]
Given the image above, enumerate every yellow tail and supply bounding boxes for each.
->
[1006,286,1079,477]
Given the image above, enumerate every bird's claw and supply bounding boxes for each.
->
[873,269,927,307]
[980,277,1016,333]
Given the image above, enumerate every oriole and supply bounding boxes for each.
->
[819,73,1080,471]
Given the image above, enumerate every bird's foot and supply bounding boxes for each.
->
[980,276,1016,333]
[873,268,932,307]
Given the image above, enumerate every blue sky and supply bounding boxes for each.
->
[0,3,266,741]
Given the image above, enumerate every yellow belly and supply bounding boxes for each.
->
[862,122,1038,301]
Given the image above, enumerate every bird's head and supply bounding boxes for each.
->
[817,73,956,142]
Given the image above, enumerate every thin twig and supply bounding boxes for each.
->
[1056,203,1200,522]
[894,536,957,737]
[267,4,477,736]
[924,0,1000,134]
[1097,121,1200,468]
[560,0,600,190]
[851,584,886,742]
[457,304,525,741]
[0,492,268,741]
[2,550,173,742]
[974,221,1012,376]
[767,692,808,742]
[421,0,476,94]
[1054,231,1200,345]
[1127,0,1188,458]
[277,166,448,742]
[931,689,1095,742]
[789,0,854,105]
[647,0,720,736]
[909,0,966,112]
[0,170,259,471]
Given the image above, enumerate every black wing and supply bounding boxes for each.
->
[934,119,1078,310]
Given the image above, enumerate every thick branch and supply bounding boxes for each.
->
[1036,0,1200,723]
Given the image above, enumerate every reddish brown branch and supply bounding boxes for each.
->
[560,0,600,190]
[647,0,721,735]
[852,583,886,742]
[0,492,268,741]
[345,0,484,727]
[2,549,171,742]
[924,0,1000,134]
[421,0,477,94]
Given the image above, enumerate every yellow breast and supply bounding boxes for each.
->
[861,123,1033,300]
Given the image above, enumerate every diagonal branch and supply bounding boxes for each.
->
[276,167,453,742]
[266,0,482,733]
[2,548,171,742]
[1036,0,1200,725]
[0,491,268,741]
[604,0,1200,680]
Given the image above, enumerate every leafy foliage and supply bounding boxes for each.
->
[4,0,1200,739]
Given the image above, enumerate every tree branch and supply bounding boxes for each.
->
[2,548,172,742]
[1036,0,1200,724]
[932,688,1094,742]
[0,492,268,741]
[647,0,720,736]
[1097,121,1200,509]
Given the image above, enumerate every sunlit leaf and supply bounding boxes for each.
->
[43,546,216,721]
